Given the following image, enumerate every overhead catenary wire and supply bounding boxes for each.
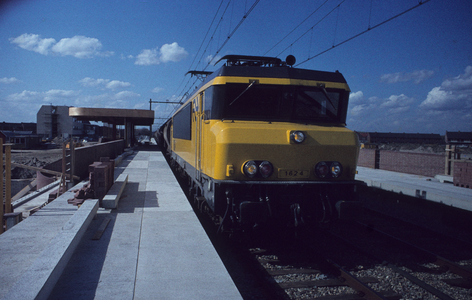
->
[169,0,233,113]
[171,0,261,119]
[203,0,260,71]
[187,0,227,73]
[170,0,227,105]
[264,0,331,56]
[275,1,345,58]
[295,0,432,66]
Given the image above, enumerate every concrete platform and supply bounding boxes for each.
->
[356,166,472,212]
[0,183,99,300]
[47,150,242,299]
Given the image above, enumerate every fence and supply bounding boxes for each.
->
[358,147,472,188]
[358,148,444,177]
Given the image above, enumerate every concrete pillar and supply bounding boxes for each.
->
[112,123,117,140]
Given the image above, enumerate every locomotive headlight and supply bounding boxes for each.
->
[315,161,343,178]
[330,162,342,178]
[243,161,258,178]
[259,161,273,178]
[315,162,329,178]
[290,131,305,144]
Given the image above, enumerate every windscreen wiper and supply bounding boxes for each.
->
[229,80,257,106]
[318,83,335,109]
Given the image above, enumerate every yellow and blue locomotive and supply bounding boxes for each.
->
[158,55,363,231]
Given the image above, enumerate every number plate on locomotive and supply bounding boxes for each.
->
[278,169,310,179]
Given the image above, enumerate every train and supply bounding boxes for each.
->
[157,55,364,232]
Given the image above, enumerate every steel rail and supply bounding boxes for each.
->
[326,227,456,300]
[327,259,387,300]
[357,221,472,282]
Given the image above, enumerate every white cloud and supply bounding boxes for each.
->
[420,66,472,110]
[347,92,416,132]
[79,77,108,87]
[10,33,113,58]
[113,91,140,100]
[152,87,164,93]
[135,49,160,66]
[6,89,79,103]
[6,90,40,102]
[121,54,134,60]
[379,94,413,113]
[51,36,98,58]
[349,104,366,116]
[9,33,56,55]
[347,66,472,133]
[387,106,410,114]
[43,89,80,101]
[0,77,21,84]
[380,69,435,84]
[160,42,188,63]
[349,91,364,104]
[135,42,188,65]
[79,77,131,90]
[106,80,131,90]
[440,65,472,91]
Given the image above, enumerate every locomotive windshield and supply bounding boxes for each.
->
[209,83,348,124]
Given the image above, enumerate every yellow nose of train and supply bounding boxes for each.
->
[207,121,359,182]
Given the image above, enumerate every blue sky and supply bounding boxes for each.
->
[1,0,471,134]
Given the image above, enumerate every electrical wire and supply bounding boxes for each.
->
[264,0,331,56]
[295,0,432,67]
[276,1,344,58]
[205,0,260,71]
[171,0,261,117]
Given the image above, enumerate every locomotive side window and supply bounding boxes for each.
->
[173,103,192,140]
[203,86,213,120]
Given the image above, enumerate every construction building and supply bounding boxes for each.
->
[37,105,80,140]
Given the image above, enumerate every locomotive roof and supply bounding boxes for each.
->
[203,55,347,84]
[209,65,347,83]
[181,55,349,108]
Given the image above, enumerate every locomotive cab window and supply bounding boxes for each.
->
[222,83,280,119]
[293,89,340,120]
[212,83,347,124]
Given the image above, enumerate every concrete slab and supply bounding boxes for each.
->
[3,200,98,300]
[102,173,128,209]
[134,211,241,300]
[48,150,242,300]
[0,181,99,300]
[356,166,472,211]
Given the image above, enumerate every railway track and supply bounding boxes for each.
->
[242,219,472,299]
[358,207,472,281]
[323,207,472,299]
[228,197,472,300]
[245,232,396,299]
